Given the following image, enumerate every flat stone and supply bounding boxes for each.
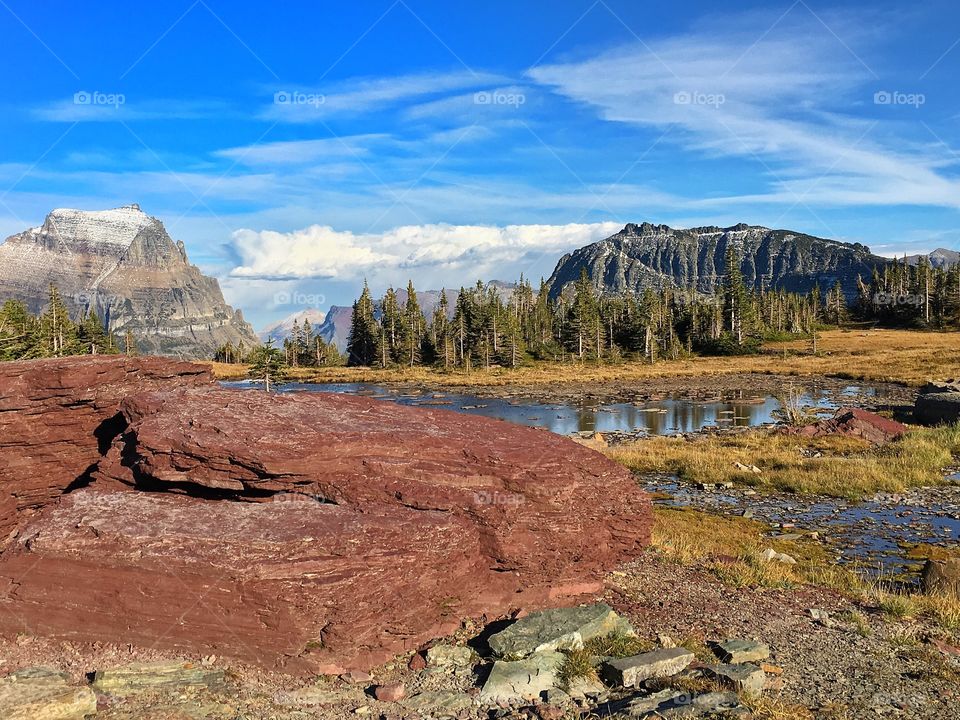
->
[0,671,97,720]
[704,663,766,694]
[487,603,634,659]
[566,674,607,700]
[714,639,771,664]
[624,688,687,715]
[479,651,565,704]
[400,690,475,712]
[600,648,695,688]
[655,690,744,718]
[425,644,476,668]
[91,660,226,696]
[373,683,405,702]
[277,686,361,707]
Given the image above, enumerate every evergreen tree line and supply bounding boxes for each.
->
[854,256,960,327]
[0,286,136,361]
[346,247,960,369]
[214,317,344,367]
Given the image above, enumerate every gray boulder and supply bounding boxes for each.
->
[600,647,695,688]
[713,639,771,664]
[487,603,634,659]
[704,663,766,694]
[479,651,565,704]
[914,392,960,426]
[922,557,960,594]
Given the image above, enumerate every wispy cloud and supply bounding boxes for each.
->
[33,97,233,122]
[261,69,506,122]
[527,10,960,210]
[214,134,389,165]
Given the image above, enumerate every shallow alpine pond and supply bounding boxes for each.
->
[224,380,872,436]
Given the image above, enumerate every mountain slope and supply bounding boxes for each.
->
[0,205,259,358]
[547,222,887,299]
[259,308,326,344]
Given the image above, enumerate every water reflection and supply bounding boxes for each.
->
[236,382,848,436]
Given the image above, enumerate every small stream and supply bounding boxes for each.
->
[225,380,958,577]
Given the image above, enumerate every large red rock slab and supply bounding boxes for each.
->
[782,407,906,444]
[0,356,213,540]
[96,388,652,578]
[0,488,571,674]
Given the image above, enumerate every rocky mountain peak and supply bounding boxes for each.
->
[548,222,887,299]
[0,205,259,359]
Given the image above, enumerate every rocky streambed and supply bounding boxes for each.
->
[643,475,960,580]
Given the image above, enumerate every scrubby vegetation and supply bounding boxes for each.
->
[605,425,960,499]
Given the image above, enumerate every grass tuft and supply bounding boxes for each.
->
[582,632,653,658]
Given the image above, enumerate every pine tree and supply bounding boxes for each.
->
[722,241,751,348]
[37,285,78,357]
[565,268,599,360]
[0,299,36,360]
[247,339,288,391]
[77,310,114,355]
[400,280,426,367]
[346,282,380,366]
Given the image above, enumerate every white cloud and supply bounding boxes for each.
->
[527,11,960,210]
[34,98,231,122]
[214,134,389,165]
[227,221,623,284]
[261,69,505,122]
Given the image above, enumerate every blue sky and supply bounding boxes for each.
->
[2,0,959,328]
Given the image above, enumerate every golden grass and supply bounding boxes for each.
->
[207,329,960,387]
[605,425,960,499]
[741,694,817,720]
[649,508,960,636]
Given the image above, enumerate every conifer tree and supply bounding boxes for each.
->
[346,282,380,366]
[247,339,288,392]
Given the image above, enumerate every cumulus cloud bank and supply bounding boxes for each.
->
[228,221,623,284]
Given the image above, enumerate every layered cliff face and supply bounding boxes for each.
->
[547,222,888,299]
[0,205,259,358]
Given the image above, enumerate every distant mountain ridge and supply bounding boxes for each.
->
[259,308,326,344]
[0,205,259,358]
[547,222,888,299]
[903,248,960,269]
